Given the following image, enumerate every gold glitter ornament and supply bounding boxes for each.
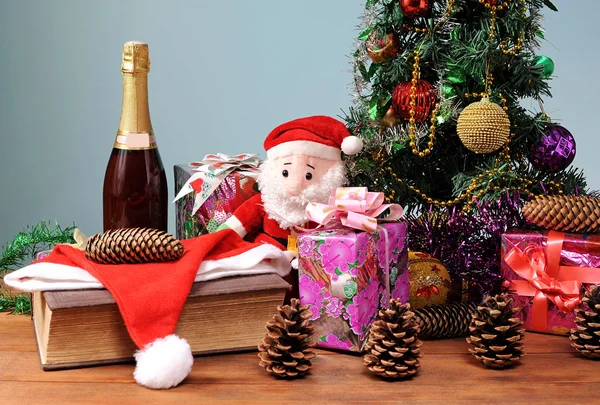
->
[408,251,451,309]
[457,97,510,154]
[381,106,400,127]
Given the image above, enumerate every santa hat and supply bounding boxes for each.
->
[264,115,363,160]
[5,230,291,389]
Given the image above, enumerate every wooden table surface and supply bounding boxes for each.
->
[0,313,597,405]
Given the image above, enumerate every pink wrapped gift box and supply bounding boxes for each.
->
[298,222,409,352]
[501,229,600,335]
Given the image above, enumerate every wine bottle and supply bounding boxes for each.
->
[103,41,168,232]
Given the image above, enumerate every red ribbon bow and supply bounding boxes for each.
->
[504,230,600,332]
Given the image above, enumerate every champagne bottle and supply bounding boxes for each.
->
[103,41,168,232]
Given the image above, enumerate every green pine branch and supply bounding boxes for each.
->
[0,221,76,314]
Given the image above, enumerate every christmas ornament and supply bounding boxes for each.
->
[408,252,451,309]
[528,125,576,173]
[399,0,432,18]
[392,80,437,123]
[466,293,525,369]
[258,298,317,378]
[414,301,477,339]
[441,84,457,99]
[85,228,185,265]
[534,55,555,79]
[522,195,600,234]
[363,299,423,378]
[381,106,401,127]
[446,65,467,84]
[569,285,600,359]
[367,33,400,64]
[457,97,510,154]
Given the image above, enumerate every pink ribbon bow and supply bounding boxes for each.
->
[305,187,403,233]
[504,230,600,332]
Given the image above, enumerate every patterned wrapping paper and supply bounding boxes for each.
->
[298,222,409,352]
[501,230,600,335]
[173,164,258,239]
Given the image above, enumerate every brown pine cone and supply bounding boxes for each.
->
[570,285,600,359]
[85,227,184,264]
[363,300,423,379]
[414,301,477,339]
[522,195,600,234]
[466,293,525,369]
[258,298,317,378]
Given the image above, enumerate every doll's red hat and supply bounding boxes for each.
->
[264,115,363,160]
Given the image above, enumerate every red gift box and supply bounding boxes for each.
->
[501,230,600,334]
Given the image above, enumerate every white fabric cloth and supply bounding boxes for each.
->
[4,244,292,292]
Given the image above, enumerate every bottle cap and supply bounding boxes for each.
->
[121,41,150,74]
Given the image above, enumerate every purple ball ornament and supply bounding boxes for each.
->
[528,125,576,173]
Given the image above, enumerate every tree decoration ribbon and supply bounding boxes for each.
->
[504,230,600,332]
[306,187,403,233]
[173,153,261,214]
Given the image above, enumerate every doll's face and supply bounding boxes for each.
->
[270,154,338,197]
[258,154,346,229]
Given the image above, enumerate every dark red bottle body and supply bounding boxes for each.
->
[103,42,168,232]
[103,148,168,231]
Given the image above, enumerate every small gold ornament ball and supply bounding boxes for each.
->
[381,107,400,127]
[408,251,451,309]
[457,97,510,154]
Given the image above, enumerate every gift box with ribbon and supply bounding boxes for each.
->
[173,154,261,239]
[297,187,408,352]
[501,229,600,335]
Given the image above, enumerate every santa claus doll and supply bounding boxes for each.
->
[4,115,362,389]
[222,115,362,296]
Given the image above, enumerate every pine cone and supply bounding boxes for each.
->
[466,294,525,369]
[258,298,317,378]
[363,300,423,379]
[569,285,600,359]
[85,228,184,264]
[522,195,600,234]
[414,301,477,339]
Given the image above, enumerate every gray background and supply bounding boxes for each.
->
[0,0,598,247]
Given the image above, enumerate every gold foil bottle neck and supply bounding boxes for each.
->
[121,41,150,74]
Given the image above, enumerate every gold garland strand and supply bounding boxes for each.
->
[482,0,527,55]
[402,1,458,157]
[407,49,440,157]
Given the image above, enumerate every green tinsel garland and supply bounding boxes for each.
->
[0,221,76,314]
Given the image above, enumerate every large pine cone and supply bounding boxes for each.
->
[363,300,423,379]
[85,228,184,264]
[258,298,317,378]
[569,285,600,359]
[522,195,600,234]
[414,301,477,339]
[466,294,525,369]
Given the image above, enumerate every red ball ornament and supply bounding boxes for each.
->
[367,33,400,64]
[392,80,437,123]
[399,0,432,18]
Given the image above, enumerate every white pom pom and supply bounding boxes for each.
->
[341,136,363,155]
[133,334,194,389]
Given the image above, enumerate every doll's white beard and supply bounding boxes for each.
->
[258,159,347,229]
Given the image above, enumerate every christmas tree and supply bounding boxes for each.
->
[344,0,589,296]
